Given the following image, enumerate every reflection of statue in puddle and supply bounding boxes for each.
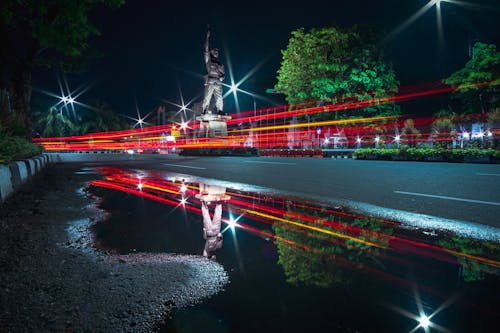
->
[196,184,230,260]
[201,201,223,260]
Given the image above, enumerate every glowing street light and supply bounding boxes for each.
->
[230,83,239,94]
[394,134,401,147]
[382,0,453,46]
[355,136,362,149]
[222,50,276,113]
[228,216,237,230]
[418,314,431,329]
[223,212,246,233]
[125,106,152,129]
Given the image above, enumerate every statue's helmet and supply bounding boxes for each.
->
[210,48,219,58]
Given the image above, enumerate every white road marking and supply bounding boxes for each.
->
[163,163,206,170]
[243,161,296,165]
[476,173,500,177]
[394,191,500,206]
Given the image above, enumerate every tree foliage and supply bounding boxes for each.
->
[0,0,124,137]
[275,26,399,119]
[33,100,130,137]
[443,42,500,115]
[273,204,392,288]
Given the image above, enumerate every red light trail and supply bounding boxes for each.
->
[88,167,500,272]
[34,81,498,152]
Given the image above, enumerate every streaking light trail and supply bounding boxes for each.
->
[34,81,498,153]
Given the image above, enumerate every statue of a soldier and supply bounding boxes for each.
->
[202,26,225,115]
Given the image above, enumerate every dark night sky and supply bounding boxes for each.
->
[33,0,500,121]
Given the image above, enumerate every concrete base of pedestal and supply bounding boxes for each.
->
[196,113,232,138]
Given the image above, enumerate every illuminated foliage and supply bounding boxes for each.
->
[35,106,79,137]
[86,100,130,133]
[431,116,456,149]
[273,204,392,288]
[438,237,500,282]
[276,26,400,120]
[33,100,130,136]
[443,42,500,115]
[402,119,421,147]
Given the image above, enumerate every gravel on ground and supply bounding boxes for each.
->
[0,163,228,332]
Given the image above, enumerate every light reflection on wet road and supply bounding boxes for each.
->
[85,165,500,333]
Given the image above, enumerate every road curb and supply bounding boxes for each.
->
[0,153,59,203]
[0,164,14,203]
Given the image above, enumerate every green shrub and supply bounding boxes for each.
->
[0,132,44,163]
[354,147,499,162]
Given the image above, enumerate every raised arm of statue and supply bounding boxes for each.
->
[204,29,210,65]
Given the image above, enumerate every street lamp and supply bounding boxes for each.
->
[418,314,431,329]
[356,136,362,149]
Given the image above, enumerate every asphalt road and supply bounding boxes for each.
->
[64,154,500,230]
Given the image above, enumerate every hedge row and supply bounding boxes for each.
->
[353,148,500,163]
[179,147,259,157]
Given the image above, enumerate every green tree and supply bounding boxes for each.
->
[33,100,130,137]
[0,0,124,138]
[36,106,83,137]
[443,42,500,115]
[85,100,130,133]
[275,26,399,120]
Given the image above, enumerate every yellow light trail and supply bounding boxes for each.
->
[243,208,386,249]
[231,115,396,134]
[37,141,65,145]
[444,248,500,269]
[142,183,179,195]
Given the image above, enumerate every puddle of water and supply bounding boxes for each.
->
[86,166,500,333]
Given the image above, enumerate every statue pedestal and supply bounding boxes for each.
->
[196,113,232,138]
[195,184,231,202]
